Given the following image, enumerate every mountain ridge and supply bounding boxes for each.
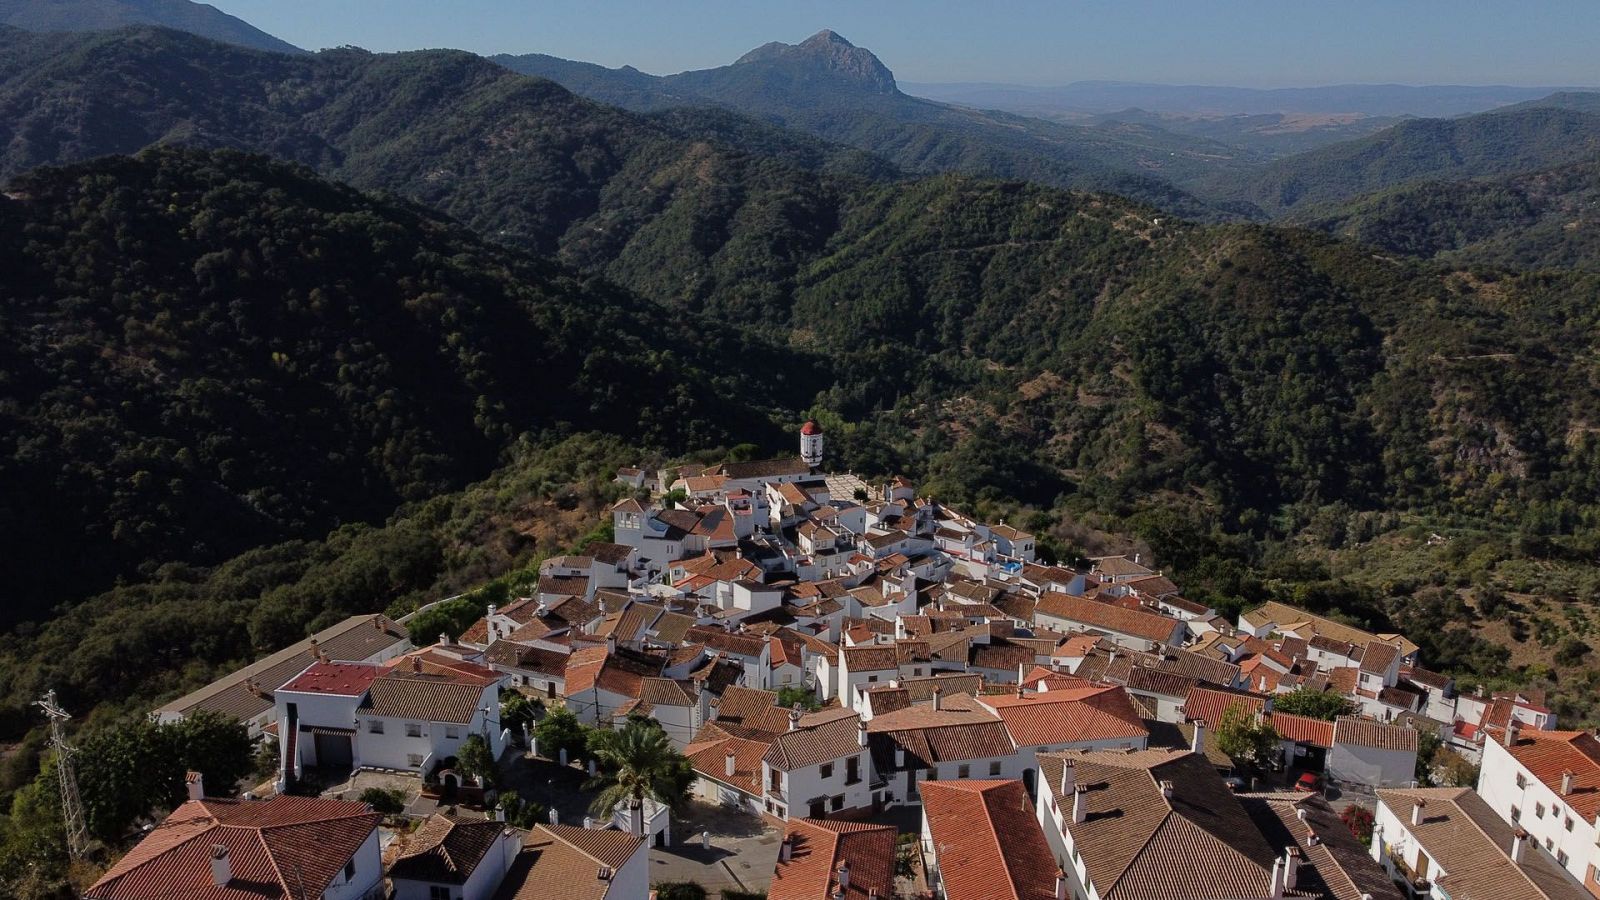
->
[0,0,301,53]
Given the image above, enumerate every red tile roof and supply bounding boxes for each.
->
[921,780,1060,900]
[277,662,381,696]
[982,687,1148,749]
[1332,716,1418,752]
[1034,592,1182,643]
[1505,728,1600,819]
[1270,712,1335,748]
[86,796,379,900]
[1181,685,1269,729]
[769,818,896,900]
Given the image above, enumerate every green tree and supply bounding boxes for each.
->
[0,756,72,899]
[584,720,693,836]
[1214,704,1280,771]
[407,597,483,645]
[533,708,588,763]
[358,787,407,815]
[501,693,540,740]
[1269,689,1353,722]
[76,719,184,841]
[776,686,822,712]
[167,711,254,795]
[456,734,499,789]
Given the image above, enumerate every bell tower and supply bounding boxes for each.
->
[800,420,824,469]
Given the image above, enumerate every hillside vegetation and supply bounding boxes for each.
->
[0,148,797,626]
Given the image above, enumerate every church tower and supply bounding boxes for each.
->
[800,420,824,469]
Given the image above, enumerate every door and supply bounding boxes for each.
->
[314,733,353,770]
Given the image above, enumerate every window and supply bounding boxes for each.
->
[430,887,451,900]
[344,859,355,882]
[830,795,844,812]
[407,753,424,767]
[368,720,384,734]
[445,726,459,740]
[1545,837,1554,851]
[1516,773,1528,788]
[989,761,1002,777]
[1536,803,1545,819]
[958,764,971,779]
[1558,850,1569,866]
[926,769,938,782]
[770,770,783,791]
[1567,817,1575,832]
[1511,805,1521,822]
[867,675,879,683]
[846,756,860,785]
[821,763,834,779]
[406,723,422,738]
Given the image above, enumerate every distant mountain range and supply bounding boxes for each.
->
[493,30,1261,219]
[902,80,1593,118]
[0,0,301,53]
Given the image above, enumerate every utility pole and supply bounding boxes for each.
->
[35,690,88,859]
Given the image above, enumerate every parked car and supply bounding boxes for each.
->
[1294,772,1323,793]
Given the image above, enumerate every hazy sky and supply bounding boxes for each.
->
[207,1,1599,87]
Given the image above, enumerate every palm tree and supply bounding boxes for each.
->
[584,719,693,836]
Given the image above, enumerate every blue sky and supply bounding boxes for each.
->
[208,1,1599,87]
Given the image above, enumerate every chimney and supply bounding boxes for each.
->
[371,614,383,631]
[780,837,792,863]
[598,866,613,881]
[1411,799,1426,827]
[1018,661,1028,684]
[790,704,803,732]
[1511,827,1528,863]
[932,685,943,711]
[487,604,498,621]
[1283,847,1300,890]
[606,632,617,655]
[1269,857,1284,900]
[1159,780,1174,800]
[411,655,423,673]
[1072,785,1088,824]
[725,750,737,779]
[1060,760,1076,796]
[1505,721,1521,747]
[1563,770,1575,795]
[1055,869,1068,900]
[836,859,850,890]
[895,747,906,768]
[209,845,232,887]
[438,632,449,646]
[1190,721,1205,753]
[185,771,204,802]
[1258,675,1268,692]
[858,718,869,748]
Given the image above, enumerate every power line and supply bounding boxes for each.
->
[35,690,88,859]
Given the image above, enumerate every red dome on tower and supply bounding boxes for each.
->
[801,420,822,436]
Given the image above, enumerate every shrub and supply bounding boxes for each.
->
[358,787,407,815]
[653,883,708,900]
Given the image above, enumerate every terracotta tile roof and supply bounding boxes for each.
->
[685,625,767,658]
[1333,716,1418,752]
[484,642,569,678]
[869,719,1015,769]
[632,677,697,713]
[493,825,644,900]
[765,712,867,771]
[1270,712,1335,748]
[585,542,633,566]
[921,780,1059,900]
[1090,556,1155,578]
[563,646,664,699]
[900,673,983,702]
[865,686,912,717]
[769,818,897,900]
[1123,666,1198,699]
[1505,728,1600,819]
[1034,592,1183,643]
[1358,640,1401,675]
[1181,685,1269,729]
[1327,666,1360,696]
[1376,787,1586,900]
[359,670,491,724]
[718,457,811,480]
[86,796,380,900]
[713,686,792,737]
[647,611,696,646]
[1238,793,1403,900]
[387,649,503,686]
[1241,601,1418,657]
[982,686,1148,749]
[686,727,769,795]
[278,662,381,696]
[969,638,1038,672]
[840,644,899,672]
[388,814,505,885]
[1036,749,1280,900]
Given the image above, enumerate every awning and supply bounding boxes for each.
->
[300,724,356,736]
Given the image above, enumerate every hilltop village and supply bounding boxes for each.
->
[102,422,1596,900]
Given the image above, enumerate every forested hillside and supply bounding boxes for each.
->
[1298,157,1600,271]
[1202,104,1600,215]
[0,148,799,627]
[0,0,301,53]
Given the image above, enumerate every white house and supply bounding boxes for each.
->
[1477,724,1600,891]
[389,815,519,900]
[496,824,649,900]
[762,709,876,820]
